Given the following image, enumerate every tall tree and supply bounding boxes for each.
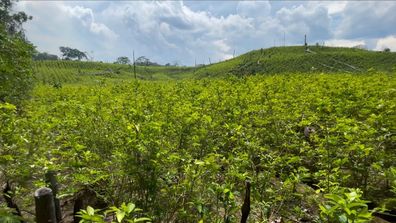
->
[59,46,88,61]
[0,0,32,37]
[114,56,131,65]
[135,56,160,66]
[0,0,34,104]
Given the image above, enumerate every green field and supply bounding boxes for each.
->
[2,1,396,221]
[32,60,195,85]
[194,46,396,78]
[2,54,396,221]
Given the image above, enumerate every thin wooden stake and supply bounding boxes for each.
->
[133,50,136,79]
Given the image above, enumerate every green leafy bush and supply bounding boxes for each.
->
[319,188,374,222]
[76,202,151,223]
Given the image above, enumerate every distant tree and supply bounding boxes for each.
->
[135,56,160,66]
[33,51,58,60]
[114,56,131,65]
[383,48,391,52]
[59,46,87,61]
[135,56,149,65]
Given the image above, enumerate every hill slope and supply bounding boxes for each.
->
[194,46,396,77]
[33,60,194,85]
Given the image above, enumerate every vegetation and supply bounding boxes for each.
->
[194,46,396,77]
[32,60,195,84]
[0,0,34,105]
[60,46,88,61]
[33,51,59,61]
[114,57,131,65]
[1,2,396,222]
[77,203,151,223]
[135,56,160,66]
[1,71,395,222]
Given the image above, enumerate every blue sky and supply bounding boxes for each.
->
[16,1,396,65]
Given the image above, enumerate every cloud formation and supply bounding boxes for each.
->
[375,36,396,51]
[62,5,118,40]
[16,1,396,65]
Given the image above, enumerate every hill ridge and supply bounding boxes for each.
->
[194,46,396,77]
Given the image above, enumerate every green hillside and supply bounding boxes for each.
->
[194,46,396,77]
[33,46,396,84]
[33,60,194,85]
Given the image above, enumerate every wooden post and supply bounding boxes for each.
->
[240,180,251,223]
[304,34,308,51]
[45,171,61,222]
[133,50,136,79]
[35,187,57,223]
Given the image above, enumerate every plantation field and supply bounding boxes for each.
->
[195,46,396,78]
[1,72,395,222]
[32,60,195,85]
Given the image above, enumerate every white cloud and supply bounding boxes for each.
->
[375,36,396,51]
[277,4,331,41]
[99,1,254,64]
[336,1,396,39]
[61,5,118,40]
[237,1,271,18]
[325,39,366,48]
[307,1,347,15]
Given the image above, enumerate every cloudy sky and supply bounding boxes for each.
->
[15,1,396,65]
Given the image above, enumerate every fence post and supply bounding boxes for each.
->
[240,180,251,223]
[45,171,62,222]
[34,187,57,223]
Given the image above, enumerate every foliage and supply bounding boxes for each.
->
[319,188,374,222]
[194,46,396,77]
[0,0,32,36]
[0,72,395,221]
[0,207,24,223]
[135,56,159,66]
[31,60,195,83]
[114,56,131,65]
[0,0,34,104]
[59,46,88,61]
[33,51,59,61]
[76,203,151,223]
[0,24,34,104]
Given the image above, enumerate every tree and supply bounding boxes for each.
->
[0,0,32,37]
[135,56,149,65]
[114,56,131,65]
[383,48,391,53]
[33,51,59,60]
[135,56,160,66]
[0,0,34,104]
[59,46,88,61]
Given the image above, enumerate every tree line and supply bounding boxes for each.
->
[33,48,167,66]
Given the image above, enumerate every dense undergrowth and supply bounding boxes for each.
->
[1,72,395,222]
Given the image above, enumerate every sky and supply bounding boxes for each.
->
[15,1,396,66]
